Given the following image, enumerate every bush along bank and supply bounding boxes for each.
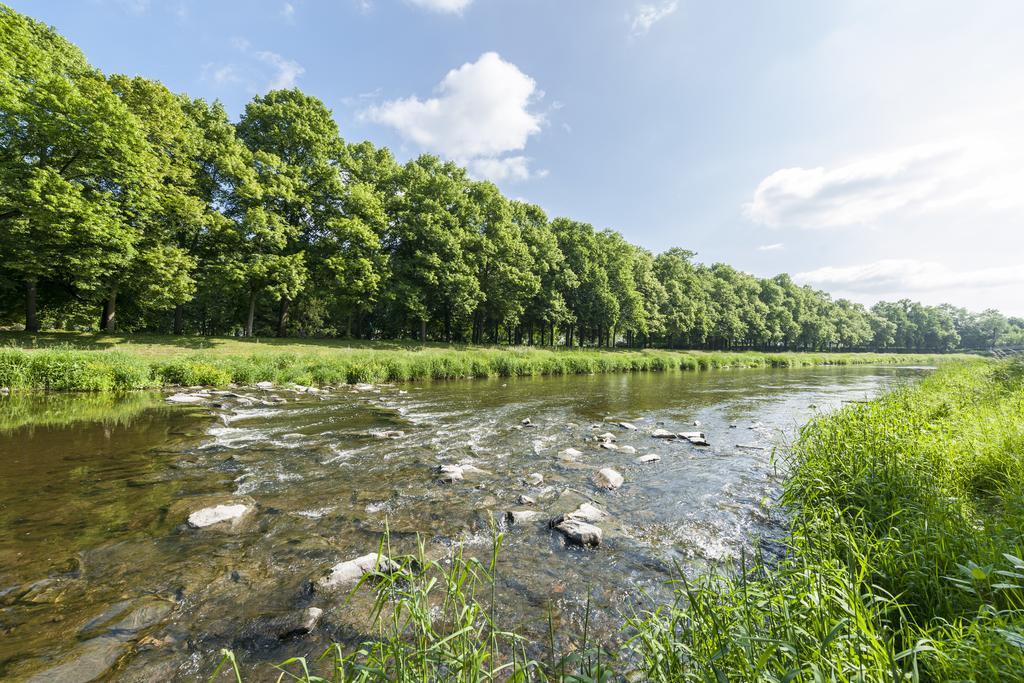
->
[0,346,966,392]
[206,358,1023,681]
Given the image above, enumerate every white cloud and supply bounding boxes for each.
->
[468,156,548,182]
[745,126,1024,230]
[281,2,296,21]
[205,39,304,93]
[796,259,1024,293]
[408,0,473,14]
[363,52,545,182]
[255,50,304,89]
[630,1,678,36]
[201,63,240,85]
[756,243,784,252]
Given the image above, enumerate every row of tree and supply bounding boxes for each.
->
[2,7,1021,352]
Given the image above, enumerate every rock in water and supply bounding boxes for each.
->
[618,422,638,431]
[618,445,636,454]
[525,472,544,486]
[599,442,619,451]
[437,464,464,483]
[635,453,661,464]
[554,518,603,547]
[255,381,274,389]
[166,393,207,404]
[594,468,624,490]
[277,607,323,639]
[679,431,710,446]
[651,428,675,439]
[505,510,540,525]
[558,448,584,461]
[562,502,607,523]
[521,418,533,426]
[187,503,252,528]
[596,432,617,442]
[317,553,399,591]
[517,494,536,505]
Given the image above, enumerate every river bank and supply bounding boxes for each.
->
[0,332,964,393]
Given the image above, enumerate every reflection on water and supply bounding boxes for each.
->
[0,366,925,680]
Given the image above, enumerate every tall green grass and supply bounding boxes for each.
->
[207,358,1024,681]
[0,345,961,392]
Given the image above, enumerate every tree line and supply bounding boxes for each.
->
[2,7,1022,352]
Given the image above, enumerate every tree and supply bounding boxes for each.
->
[0,7,156,331]
[387,156,482,341]
[236,89,343,336]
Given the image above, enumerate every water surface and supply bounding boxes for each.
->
[0,366,925,680]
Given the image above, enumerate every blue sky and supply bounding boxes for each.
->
[12,0,1024,315]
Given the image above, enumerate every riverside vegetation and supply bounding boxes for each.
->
[0,333,957,392]
[202,357,1024,681]
[2,6,1023,353]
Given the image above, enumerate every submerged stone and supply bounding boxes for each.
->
[525,472,544,486]
[437,464,464,483]
[651,428,675,438]
[635,453,661,464]
[505,510,540,525]
[558,448,584,461]
[187,503,252,528]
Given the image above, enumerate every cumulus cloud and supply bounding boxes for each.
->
[203,39,304,93]
[796,259,1024,293]
[255,50,304,89]
[745,134,1024,230]
[757,243,784,252]
[408,0,473,14]
[630,1,678,36]
[363,52,545,182]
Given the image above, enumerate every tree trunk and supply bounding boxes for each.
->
[173,304,184,336]
[246,290,256,337]
[420,318,427,342]
[346,313,353,338]
[25,278,39,333]
[100,288,117,333]
[277,297,290,337]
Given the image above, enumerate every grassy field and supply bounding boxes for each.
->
[0,331,967,392]
[207,357,1024,681]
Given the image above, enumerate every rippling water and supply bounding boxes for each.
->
[0,366,927,680]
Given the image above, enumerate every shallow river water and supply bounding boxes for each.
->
[0,365,927,680]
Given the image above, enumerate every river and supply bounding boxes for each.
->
[0,365,927,680]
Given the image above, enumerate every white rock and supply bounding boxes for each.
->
[692,420,702,427]
[374,430,405,439]
[596,432,617,442]
[566,502,607,523]
[651,429,675,439]
[558,448,584,461]
[353,383,375,392]
[437,465,464,483]
[635,453,661,464]
[680,431,710,446]
[505,510,540,525]
[618,422,638,431]
[594,468,624,490]
[526,472,544,486]
[255,381,274,390]
[619,445,637,454]
[521,418,532,426]
[317,553,398,590]
[166,393,206,404]
[554,518,603,547]
[599,442,619,451]
[187,503,252,528]
[460,463,491,476]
